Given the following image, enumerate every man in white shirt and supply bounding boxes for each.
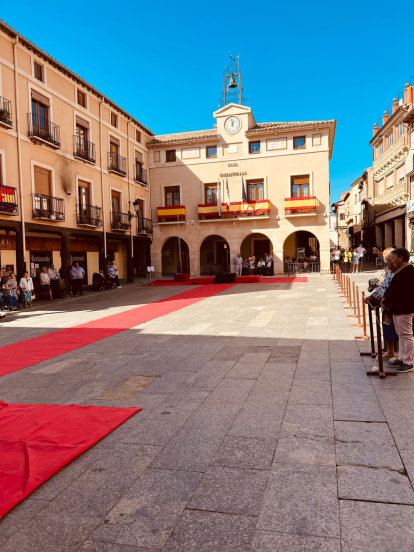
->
[234,253,243,276]
[48,264,59,280]
[357,244,366,272]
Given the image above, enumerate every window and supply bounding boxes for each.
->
[166,150,176,162]
[291,175,309,197]
[397,164,405,183]
[247,181,264,201]
[376,143,383,157]
[33,166,51,213]
[267,138,286,151]
[110,141,119,157]
[205,184,217,204]
[354,195,357,204]
[34,62,43,82]
[294,136,306,149]
[249,141,260,154]
[386,173,394,190]
[77,90,86,108]
[31,98,48,130]
[111,112,117,127]
[340,213,345,221]
[136,130,141,143]
[206,146,217,158]
[397,122,404,138]
[135,198,144,228]
[165,186,180,206]
[387,133,394,148]
[78,180,90,216]
[153,150,160,163]
[111,190,121,213]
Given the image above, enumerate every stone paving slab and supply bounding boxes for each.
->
[251,531,341,552]
[211,435,277,470]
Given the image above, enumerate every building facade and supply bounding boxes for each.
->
[0,21,153,290]
[369,84,414,250]
[148,103,336,277]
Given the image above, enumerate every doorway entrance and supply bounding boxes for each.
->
[200,235,230,275]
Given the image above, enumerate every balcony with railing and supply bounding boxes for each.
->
[137,217,153,235]
[74,136,96,164]
[373,134,408,177]
[284,196,317,215]
[32,193,65,221]
[0,97,12,128]
[0,185,18,215]
[111,211,131,231]
[77,203,102,227]
[157,206,186,222]
[134,164,148,185]
[373,180,408,214]
[108,153,126,176]
[28,114,60,148]
[198,200,270,220]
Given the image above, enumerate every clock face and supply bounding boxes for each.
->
[224,116,241,134]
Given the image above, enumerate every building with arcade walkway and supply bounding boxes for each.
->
[148,102,336,278]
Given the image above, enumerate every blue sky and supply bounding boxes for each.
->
[2,0,412,203]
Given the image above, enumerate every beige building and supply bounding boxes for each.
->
[148,103,336,277]
[0,21,153,291]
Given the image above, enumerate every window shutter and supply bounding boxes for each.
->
[76,116,90,129]
[34,166,51,195]
[135,151,144,163]
[153,151,160,162]
[397,165,405,183]
[31,90,50,107]
[292,175,309,185]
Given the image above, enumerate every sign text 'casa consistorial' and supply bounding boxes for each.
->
[219,171,247,177]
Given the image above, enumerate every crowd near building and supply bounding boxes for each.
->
[332,83,414,255]
[0,22,337,291]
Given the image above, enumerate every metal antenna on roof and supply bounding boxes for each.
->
[219,55,246,107]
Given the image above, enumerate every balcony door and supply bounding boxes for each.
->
[34,166,51,212]
[165,186,180,207]
[247,181,264,201]
[291,175,310,198]
[111,190,121,223]
[76,124,88,156]
[205,184,217,204]
[110,142,119,170]
[32,99,48,133]
[135,199,144,230]
[78,180,90,219]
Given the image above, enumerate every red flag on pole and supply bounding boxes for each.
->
[226,178,231,211]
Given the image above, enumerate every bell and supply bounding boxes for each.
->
[227,73,237,89]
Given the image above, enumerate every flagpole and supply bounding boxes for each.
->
[177,213,182,274]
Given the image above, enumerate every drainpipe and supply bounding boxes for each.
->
[13,37,26,275]
[99,99,106,265]
[127,120,133,283]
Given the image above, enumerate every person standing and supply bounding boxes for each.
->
[73,262,85,296]
[248,253,256,275]
[343,248,350,272]
[48,264,59,280]
[372,245,378,265]
[69,264,79,296]
[40,267,53,300]
[357,243,366,273]
[112,261,122,288]
[234,253,243,276]
[19,271,34,308]
[382,248,414,372]
[351,248,359,273]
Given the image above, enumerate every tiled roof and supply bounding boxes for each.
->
[245,120,336,135]
[147,129,220,146]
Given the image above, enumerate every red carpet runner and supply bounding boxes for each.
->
[0,284,234,377]
[0,401,141,518]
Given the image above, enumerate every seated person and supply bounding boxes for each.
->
[257,257,266,276]
[302,257,309,269]
[310,253,318,261]
[107,262,120,288]
[285,256,292,263]
[242,259,250,275]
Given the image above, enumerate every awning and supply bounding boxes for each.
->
[375,205,406,224]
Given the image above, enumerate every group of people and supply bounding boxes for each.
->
[366,247,414,373]
[284,254,319,270]
[1,268,34,309]
[331,244,366,273]
[234,253,274,276]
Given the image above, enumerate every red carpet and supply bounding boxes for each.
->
[259,277,308,283]
[0,284,234,377]
[0,401,141,518]
[191,277,215,284]
[235,275,261,283]
[151,280,190,286]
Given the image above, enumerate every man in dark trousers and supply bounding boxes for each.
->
[382,248,414,372]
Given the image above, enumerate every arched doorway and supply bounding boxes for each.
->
[283,230,320,271]
[200,235,230,275]
[239,232,272,263]
[162,237,190,276]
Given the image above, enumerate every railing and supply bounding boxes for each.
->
[157,206,186,222]
[110,211,131,230]
[373,134,406,169]
[77,203,102,227]
[284,261,320,273]
[0,97,12,127]
[198,200,270,219]
[108,153,126,176]
[137,217,153,234]
[0,185,18,215]
[32,193,65,221]
[28,113,60,147]
[134,164,148,185]
[284,196,317,214]
[73,136,96,163]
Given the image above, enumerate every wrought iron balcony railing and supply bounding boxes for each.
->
[111,211,131,230]
[0,185,18,215]
[137,217,153,234]
[198,200,270,220]
[108,153,127,176]
[74,136,96,163]
[134,164,148,185]
[77,203,102,227]
[0,97,12,127]
[28,113,60,147]
[32,193,65,221]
